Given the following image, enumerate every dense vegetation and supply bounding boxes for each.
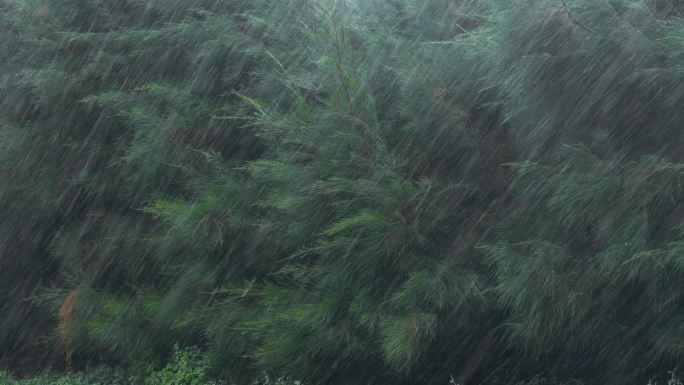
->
[1,345,302,384]
[2,0,684,384]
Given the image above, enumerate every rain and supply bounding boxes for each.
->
[1,0,684,384]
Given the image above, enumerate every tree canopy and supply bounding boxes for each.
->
[2,0,684,384]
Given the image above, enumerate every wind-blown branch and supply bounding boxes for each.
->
[560,0,592,32]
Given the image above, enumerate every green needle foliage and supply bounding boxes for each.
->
[2,0,684,384]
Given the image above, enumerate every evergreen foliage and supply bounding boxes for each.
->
[2,0,684,384]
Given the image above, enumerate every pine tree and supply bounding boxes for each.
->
[3,0,684,384]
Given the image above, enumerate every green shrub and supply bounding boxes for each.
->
[0,346,305,385]
[143,345,215,385]
[0,371,12,385]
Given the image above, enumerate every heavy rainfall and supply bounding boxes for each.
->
[1,0,684,384]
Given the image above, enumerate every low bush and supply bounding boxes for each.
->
[0,346,304,385]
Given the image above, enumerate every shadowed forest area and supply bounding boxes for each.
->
[2,0,684,384]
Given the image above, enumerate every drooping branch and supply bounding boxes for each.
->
[560,0,592,32]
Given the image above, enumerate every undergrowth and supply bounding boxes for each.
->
[0,345,301,385]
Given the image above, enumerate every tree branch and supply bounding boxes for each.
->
[560,0,592,32]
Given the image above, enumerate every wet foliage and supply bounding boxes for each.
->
[2,0,684,384]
